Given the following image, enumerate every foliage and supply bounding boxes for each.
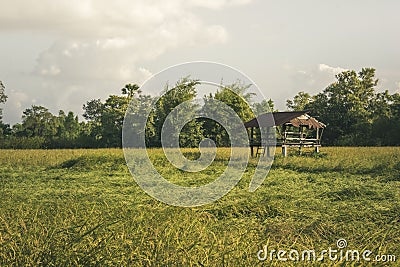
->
[19,105,59,139]
[121,83,141,98]
[0,136,46,149]
[1,68,400,148]
[149,77,203,148]
[201,81,255,147]
[82,84,141,148]
[370,91,400,146]
[252,98,275,115]
[101,95,131,147]
[6,106,86,148]
[0,81,6,105]
[286,91,311,111]
[0,81,7,137]
[287,68,400,146]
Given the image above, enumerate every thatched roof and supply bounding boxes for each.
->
[244,111,325,129]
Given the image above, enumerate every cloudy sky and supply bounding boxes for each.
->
[1,0,399,124]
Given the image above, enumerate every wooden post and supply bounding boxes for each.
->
[282,145,287,157]
[299,126,302,154]
[282,124,287,157]
[266,127,270,157]
[282,125,287,145]
[250,127,254,157]
[315,127,320,153]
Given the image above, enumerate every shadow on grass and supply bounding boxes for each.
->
[56,155,127,171]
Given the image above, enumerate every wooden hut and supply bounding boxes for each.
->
[244,111,326,157]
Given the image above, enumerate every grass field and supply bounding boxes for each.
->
[0,147,399,266]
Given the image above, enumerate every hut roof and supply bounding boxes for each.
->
[244,111,325,129]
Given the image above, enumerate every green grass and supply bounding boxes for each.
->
[0,147,399,266]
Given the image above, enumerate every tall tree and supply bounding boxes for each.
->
[370,91,400,145]
[83,99,105,142]
[202,81,255,147]
[0,81,8,137]
[83,83,142,147]
[121,83,141,98]
[214,81,254,121]
[101,95,131,147]
[253,98,276,115]
[150,77,203,148]
[56,110,80,140]
[303,68,378,145]
[20,105,59,138]
[0,80,7,107]
[286,91,312,111]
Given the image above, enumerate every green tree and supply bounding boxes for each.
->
[9,105,60,148]
[0,81,8,138]
[83,99,105,143]
[286,91,312,111]
[370,91,400,145]
[0,81,7,118]
[214,81,254,121]
[19,105,59,139]
[124,94,155,147]
[150,77,203,148]
[202,81,255,147]
[58,111,80,139]
[46,110,83,148]
[253,98,276,115]
[101,95,131,147]
[121,83,141,98]
[83,83,142,147]
[305,68,378,145]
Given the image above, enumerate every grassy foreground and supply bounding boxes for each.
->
[0,147,399,266]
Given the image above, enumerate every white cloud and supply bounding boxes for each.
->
[188,0,253,9]
[1,0,232,84]
[282,63,351,102]
[3,90,29,123]
[291,69,315,87]
[318,64,348,75]
[118,66,153,82]
[0,0,252,123]
[40,65,61,76]
[395,82,400,92]
[138,67,153,80]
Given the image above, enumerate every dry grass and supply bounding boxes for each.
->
[0,147,399,266]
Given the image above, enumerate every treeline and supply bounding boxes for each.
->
[0,68,399,149]
[0,79,268,149]
[286,68,400,146]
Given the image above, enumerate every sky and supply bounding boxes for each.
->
[1,0,399,124]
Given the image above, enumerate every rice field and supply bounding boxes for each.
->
[0,147,399,266]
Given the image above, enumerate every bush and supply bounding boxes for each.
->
[0,136,46,149]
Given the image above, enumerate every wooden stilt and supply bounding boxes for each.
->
[250,127,254,157]
[282,145,287,157]
[266,127,269,157]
